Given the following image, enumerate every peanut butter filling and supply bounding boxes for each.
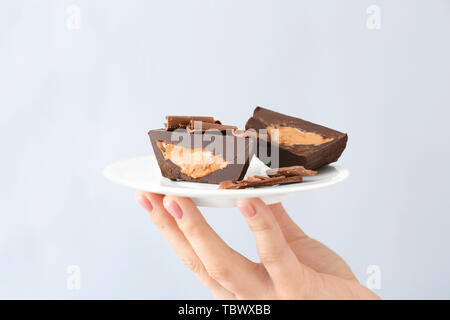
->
[267,126,334,146]
[157,141,228,178]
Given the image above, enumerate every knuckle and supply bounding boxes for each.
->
[249,220,273,234]
[149,210,168,231]
[258,250,283,265]
[181,223,202,239]
[287,233,310,246]
[206,266,231,282]
[296,270,318,299]
[153,219,167,231]
[181,257,203,275]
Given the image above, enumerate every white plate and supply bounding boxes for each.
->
[103,155,349,208]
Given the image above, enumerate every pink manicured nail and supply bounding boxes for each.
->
[238,203,256,217]
[163,199,183,219]
[137,195,153,212]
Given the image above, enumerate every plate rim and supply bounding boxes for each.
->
[103,155,349,198]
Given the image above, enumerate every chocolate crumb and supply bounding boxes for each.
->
[219,174,304,189]
[266,165,317,177]
[187,120,238,133]
[219,165,316,189]
[165,116,216,131]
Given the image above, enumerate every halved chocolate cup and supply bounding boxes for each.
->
[245,107,348,170]
[148,129,255,184]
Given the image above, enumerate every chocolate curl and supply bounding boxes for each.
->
[277,175,303,185]
[218,180,242,189]
[187,120,238,133]
[165,116,216,131]
[231,129,258,138]
[218,175,303,189]
[245,176,288,187]
[218,180,252,189]
[266,165,317,178]
[245,176,266,182]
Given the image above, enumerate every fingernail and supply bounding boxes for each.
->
[238,203,256,218]
[163,199,183,219]
[137,194,153,212]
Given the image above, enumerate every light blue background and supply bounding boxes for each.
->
[1,0,449,299]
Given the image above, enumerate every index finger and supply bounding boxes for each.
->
[163,195,269,297]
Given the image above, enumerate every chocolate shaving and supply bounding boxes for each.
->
[219,174,303,189]
[218,180,249,189]
[231,129,258,138]
[266,165,317,177]
[245,176,265,182]
[218,180,236,189]
[219,165,316,190]
[187,120,238,133]
[165,116,216,131]
[247,176,288,187]
[277,175,303,185]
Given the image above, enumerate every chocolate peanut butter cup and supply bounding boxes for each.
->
[245,107,348,170]
[149,116,255,184]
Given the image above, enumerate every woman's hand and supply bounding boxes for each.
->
[136,191,380,300]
